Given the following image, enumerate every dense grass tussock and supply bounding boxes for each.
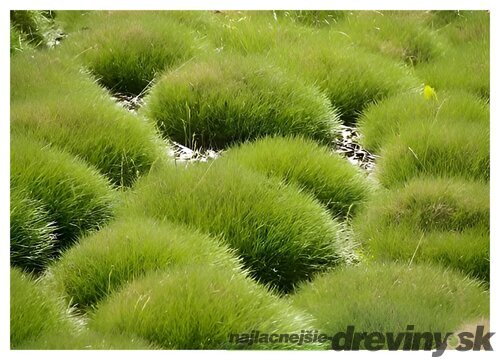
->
[17,330,155,350]
[10,10,58,51]
[11,51,164,187]
[206,11,314,56]
[123,160,348,293]
[90,265,317,349]
[223,136,372,218]
[10,268,74,348]
[376,121,489,187]
[10,189,57,273]
[51,218,242,308]
[354,178,489,281]
[358,90,489,152]
[66,11,201,95]
[143,54,340,149]
[11,136,115,250]
[280,10,347,27]
[335,11,443,65]
[291,262,489,349]
[415,40,489,99]
[272,33,420,123]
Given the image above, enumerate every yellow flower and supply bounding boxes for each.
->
[423,85,438,101]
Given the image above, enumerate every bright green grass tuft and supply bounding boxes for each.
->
[358,90,489,153]
[223,136,372,218]
[11,51,164,187]
[10,10,55,49]
[280,10,348,27]
[90,265,317,349]
[142,54,340,149]
[50,218,242,308]
[291,262,489,349]
[122,160,349,293]
[207,11,314,56]
[10,189,57,273]
[354,178,489,281]
[17,330,156,350]
[376,121,489,187]
[272,32,420,123]
[10,268,74,348]
[11,135,115,250]
[64,11,201,95]
[334,11,443,65]
[415,40,489,99]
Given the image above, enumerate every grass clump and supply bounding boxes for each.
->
[376,121,489,187]
[273,33,419,123]
[50,218,242,308]
[17,330,155,350]
[415,40,489,99]
[354,178,489,281]
[10,189,56,273]
[280,10,347,27]
[334,11,442,65]
[223,136,372,218]
[10,10,58,51]
[11,51,164,187]
[65,11,200,95]
[291,262,489,349]
[10,268,74,348]
[123,160,348,293]
[143,54,340,149]
[90,265,316,349]
[11,135,115,250]
[358,90,489,153]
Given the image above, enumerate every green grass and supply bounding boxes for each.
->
[63,11,201,95]
[279,10,347,27]
[358,90,489,153]
[354,178,489,281]
[90,265,317,349]
[142,53,340,149]
[122,160,349,293]
[11,135,115,250]
[17,330,156,350]
[10,189,57,273]
[10,268,74,348]
[272,32,420,123]
[50,218,242,308]
[415,40,489,99]
[291,262,489,349]
[206,11,314,56]
[334,11,443,65]
[10,10,55,50]
[436,10,489,45]
[376,121,489,187]
[223,136,372,218]
[11,51,164,187]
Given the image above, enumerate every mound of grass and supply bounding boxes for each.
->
[207,11,314,56]
[17,330,155,350]
[10,10,55,49]
[334,11,442,65]
[10,189,56,273]
[10,268,74,348]
[273,33,419,123]
[90,265,316,349]
[11,51,164,187]
[376,121,489,187]
[280,10,347,27]
[50,218,242,308]
[223,136,372,218]
[291,262,489,349]
[123,160,348,292]
[437,10,489,45]
[11,135,115,250]
[415,40,489,99]
[358,90,489,152]
[354,178,489,280]
[142,54,339,149]
[65,11,200,95]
